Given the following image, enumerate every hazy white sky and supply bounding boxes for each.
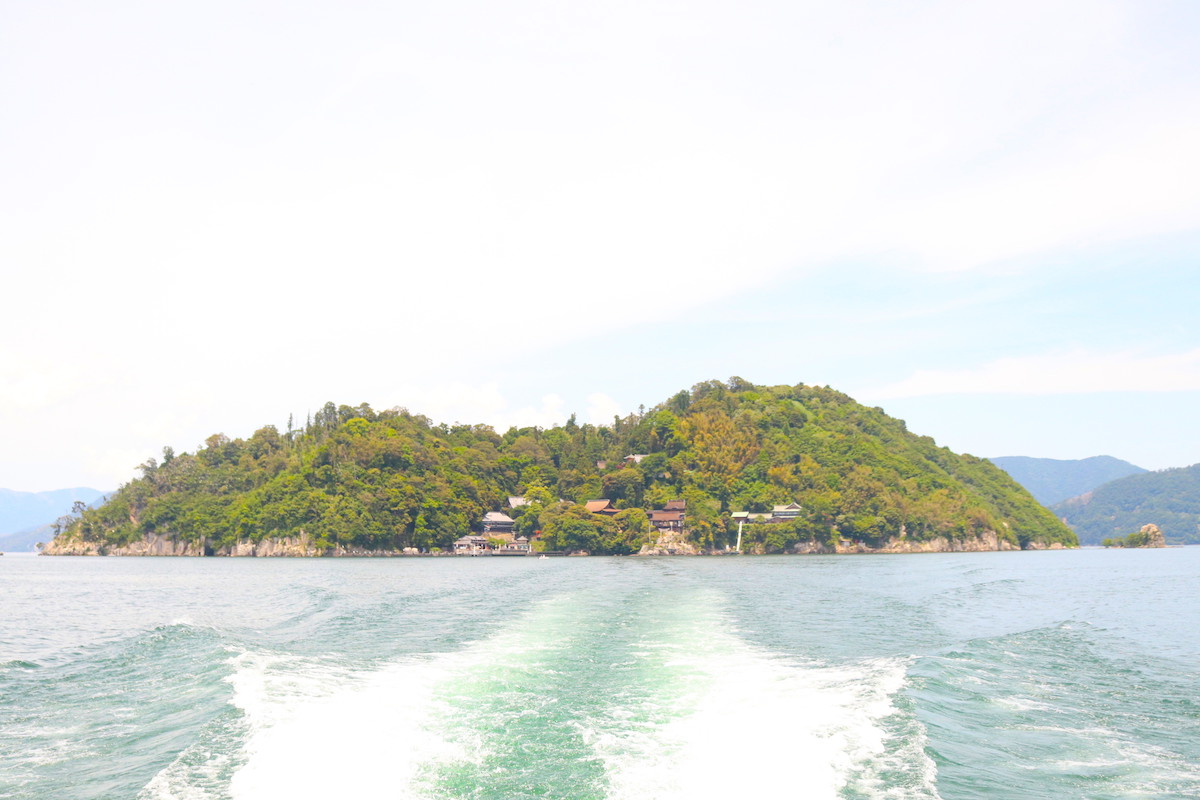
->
[3,0,1199,491]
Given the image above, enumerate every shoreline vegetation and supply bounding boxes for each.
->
[1100,523,1168,549]
[44,378,1077,557]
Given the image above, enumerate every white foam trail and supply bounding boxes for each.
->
[143,595,595,800]
[593,622,940,800]
[138,725,242,800]
[137,650,463,800]
[226,652,462,800]
[140,592,942,800]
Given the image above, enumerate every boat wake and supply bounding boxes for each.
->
[139,589,939,800]
[586,593,939,800]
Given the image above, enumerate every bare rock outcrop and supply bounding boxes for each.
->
[39,537,104,556]
[43,530,414,557]
[1140,523,1167,548]
[785,530,1021,555]
[638,530,701,556]
[117,533,206,556]
[40,532,205,556]
[212,533,412,557]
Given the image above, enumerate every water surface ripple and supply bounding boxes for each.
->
[1,549,1197,799]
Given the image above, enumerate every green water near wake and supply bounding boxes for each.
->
[2,550,1198,799]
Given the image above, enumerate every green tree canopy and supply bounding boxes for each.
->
[55,380,1075,554]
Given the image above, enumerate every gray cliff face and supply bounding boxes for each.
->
[640,529,1034,556]
[1021,541,1068,551]
[41,531,417,557]
[218,535,417,557]
[37,538,92,555]
[222,535,325,557]
[785,530,1025,555]
[118,533,206,556]
[638,530,701,556]
[44,528,1055,557]
[41,533,204,556]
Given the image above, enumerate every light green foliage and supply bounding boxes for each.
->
[1101,527,1160,547]
[60,379,1075,553]
[602,467,644,507]
[534,503,648,555]
[605,507,651,554]
[537,503,601,553]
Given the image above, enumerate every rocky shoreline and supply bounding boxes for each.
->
[40,532,419,557]
[42,528,1064,557]
[637,529,1034,556]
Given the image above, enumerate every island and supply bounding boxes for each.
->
[1101,524,1168,548]
[44,378,1077,557]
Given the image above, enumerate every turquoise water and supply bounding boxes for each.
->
[1,549,1197,799]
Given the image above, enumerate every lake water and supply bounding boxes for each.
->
[2,548,1198,799]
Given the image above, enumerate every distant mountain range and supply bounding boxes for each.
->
[988,456,1147,506]
[0,487,106,551]
[1051,464,1200,546]
[0,523,56,553]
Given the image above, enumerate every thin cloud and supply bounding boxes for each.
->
[3,0,1200,489]
[394,383,569,432]
[868,348,1200,399]
[586,393,624,426]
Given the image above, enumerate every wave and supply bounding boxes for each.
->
[911,621,1200,798]
[586,595,938,800]
[135,586,940,800]
[140,592,605,800]
[136,650,458,800]
[0,659,40,670]
[1,622,236,800]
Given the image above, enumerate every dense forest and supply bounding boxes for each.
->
[50,379,1076,554]
[1053,464,1200,545]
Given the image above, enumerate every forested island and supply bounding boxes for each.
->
[44,379,1076,556]
[1100,524,1167,549]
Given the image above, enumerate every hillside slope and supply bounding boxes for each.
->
[989,456,1146,506]
[47,379,1075,555]
[1052,464,1200,545]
